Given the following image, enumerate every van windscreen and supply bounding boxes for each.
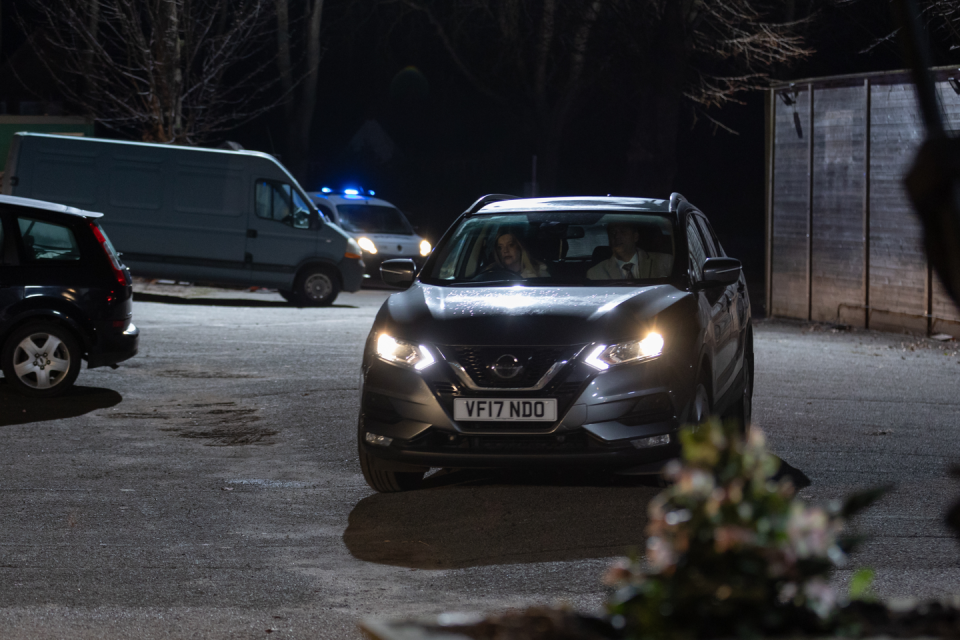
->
[337,205,413,235]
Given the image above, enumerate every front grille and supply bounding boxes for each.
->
[618,393,675,426]
[439,345,571,388]
[464,435,589,453]
[457,420,555,432]
[362,392,403,424]
[433,382,457,395]
[432,433,590,453]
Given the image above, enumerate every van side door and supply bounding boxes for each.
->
[246,180,319,287]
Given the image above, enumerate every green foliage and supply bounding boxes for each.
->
[848,569,876,603]
[605,418,888,639]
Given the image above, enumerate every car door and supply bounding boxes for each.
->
[0,211,25,321]
[246,179,320,285]
[692,213,740,399]
[686,213,734,403]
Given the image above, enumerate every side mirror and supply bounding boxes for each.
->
[381,258,417,288]
[698,257,741,289]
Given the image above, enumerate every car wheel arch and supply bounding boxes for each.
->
[2,308,92,356]
[696,350,714,403]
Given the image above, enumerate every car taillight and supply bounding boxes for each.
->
[89,222,129,287]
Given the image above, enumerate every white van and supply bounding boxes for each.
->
[2,133,363,306]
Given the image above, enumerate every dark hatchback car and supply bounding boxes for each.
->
[357,194,752,492]
[0,195,139,397]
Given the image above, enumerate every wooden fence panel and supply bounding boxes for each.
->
[868,83,928,334]
[931,82,960,333]
[771,90,810,319]
[811,86,866,325]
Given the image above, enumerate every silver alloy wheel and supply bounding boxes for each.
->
[12,332,71,390]
[303,272,333,302]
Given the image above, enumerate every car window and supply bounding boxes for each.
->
[694,215,724,258]
[255,180,312,229]
[17,217,81,262]
[422,211,675,286]
[336,205,414,235]
[686,217,706,282]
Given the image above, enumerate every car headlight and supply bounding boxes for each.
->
[376,333,436,370]
[357,236,378,254]
[419,239,432,256]
[584,332,664,370]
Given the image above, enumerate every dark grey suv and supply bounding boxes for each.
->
[357,194,752,492]
[0,195,139,397]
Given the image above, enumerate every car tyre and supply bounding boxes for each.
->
[359,444,425,493]
[691,373,711,426]
[293,266,340,307]
[1,323,82,397]
[732,346,754,435]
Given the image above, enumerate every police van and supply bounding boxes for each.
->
[308,188,430,283]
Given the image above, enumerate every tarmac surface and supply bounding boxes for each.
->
[0,284,959,638]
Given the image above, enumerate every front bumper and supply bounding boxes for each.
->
[339,256,365,292]
[358,348,695,473]
[87,322,140,369]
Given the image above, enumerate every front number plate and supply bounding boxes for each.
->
[453,398,557,421]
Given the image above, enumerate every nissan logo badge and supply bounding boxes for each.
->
[489,354,523,379]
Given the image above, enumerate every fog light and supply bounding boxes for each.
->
[364,432,393,447]
[631,434,670,449]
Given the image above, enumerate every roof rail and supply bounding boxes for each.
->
[463,194,520,215]
[669,192,688,213]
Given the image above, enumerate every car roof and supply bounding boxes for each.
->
[307,193,399,208]
[477,196,670,214]
[0,194,104,219]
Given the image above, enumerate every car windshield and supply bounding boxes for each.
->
[421,212,676,286]
[336,204,414,235]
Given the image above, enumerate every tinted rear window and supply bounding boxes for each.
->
[17,217,81,261]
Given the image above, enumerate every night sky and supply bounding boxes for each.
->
[0,1,948,292]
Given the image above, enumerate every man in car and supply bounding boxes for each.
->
[587,221,672,280]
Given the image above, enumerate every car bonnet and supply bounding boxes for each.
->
[378,283,690,346]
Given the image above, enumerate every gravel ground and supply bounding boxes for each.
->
[0,283,956,638]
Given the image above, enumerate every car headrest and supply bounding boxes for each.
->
[591,245,612,262]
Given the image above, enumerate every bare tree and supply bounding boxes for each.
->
[25,0,282,144]
[383,0,612,193]
[383,0,811,195]
[275,0,325,178]
[620,0,813,194]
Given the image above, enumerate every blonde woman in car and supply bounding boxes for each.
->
[490,232,549,278]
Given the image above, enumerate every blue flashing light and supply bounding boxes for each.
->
[321,187,332,193]
[344,194,364,200]
[343,188,360,196]
[368,190,376,196]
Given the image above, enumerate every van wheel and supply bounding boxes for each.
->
[359,445,425,493]
[293,266,340,307]
[1,323,82,397]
